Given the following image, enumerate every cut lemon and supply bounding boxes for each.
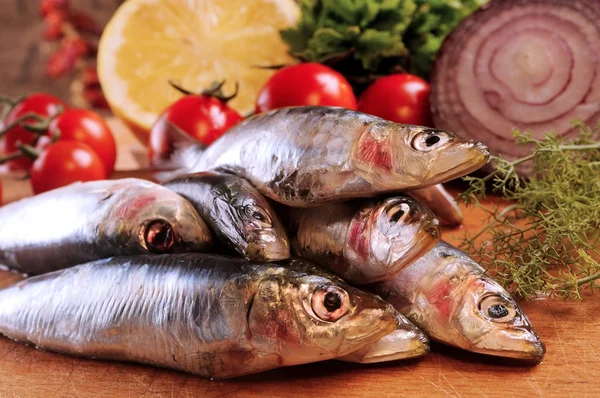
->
[98,0,300,143]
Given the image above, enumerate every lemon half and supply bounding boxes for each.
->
[98,0,300,142]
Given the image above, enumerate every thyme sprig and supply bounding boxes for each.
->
[459,122,600,300]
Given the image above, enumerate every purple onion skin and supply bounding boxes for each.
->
[430,0,600,175]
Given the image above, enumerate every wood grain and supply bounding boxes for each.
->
[0,177,599,397]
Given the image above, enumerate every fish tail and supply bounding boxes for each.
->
[149,119,206,182]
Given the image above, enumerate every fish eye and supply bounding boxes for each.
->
[245,205,272,227]
[144,220,175,253]
[311,286,350,322]
[479,295,517,323]
[378,202,411,236]
[412,131,450,152]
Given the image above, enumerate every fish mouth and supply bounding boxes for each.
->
[436,141,490,182]
[470,328,546,363]
[176,224,214,252]
[246,240,290,262]
[345,323,430,363]
[339,305,400,356]
[384,220,439,274]
[425,218,441,240]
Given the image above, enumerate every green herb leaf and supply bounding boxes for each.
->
[404,0,488,77]
[280,0,417,83]
[459,122,600,300]
[280,0,488,83]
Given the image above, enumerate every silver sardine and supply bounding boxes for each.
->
[151,106,489,207]
[0,255,399,378]
[162,172,289,261]
[370,242,546,362]
[289,196,440,283]
[0,179,212,274]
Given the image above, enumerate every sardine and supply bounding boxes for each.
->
[151,106,489,207]
[162,172,289,262]
[0,179,213,274]
[408,184,463,227]
[289,196,440,283]
[339,312,429,363]
[370,242,546,362]
[0,255,399,378]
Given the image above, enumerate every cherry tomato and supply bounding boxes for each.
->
[0,179,3,206]
[255,63,357,113]
[148,94,243,162]
[31,141,106,194]
[45,109,117,175]
[358,74,432,127]
[0,93,67,171]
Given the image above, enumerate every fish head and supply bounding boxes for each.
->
[344,196,440,282]
[103,184,213,255]
[352,123,489,188]
[407,243,545,362]
[456,275,546,362]
[217,178,290,261]
[247,263,398,365]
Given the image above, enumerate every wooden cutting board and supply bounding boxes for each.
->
[2,1,598,396]
[0,176,599,397]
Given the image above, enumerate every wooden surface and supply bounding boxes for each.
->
[2,2,599,396]
[1,175,599,397]
[0,0,121,99]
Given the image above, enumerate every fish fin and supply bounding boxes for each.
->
[149,119,206,182]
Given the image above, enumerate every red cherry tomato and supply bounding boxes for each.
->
[148,95,243,162]
[0,93,67,171]
[30,141,107,194]
[255,63,357,113]
[45,109,117,175]
[358,74,432,127]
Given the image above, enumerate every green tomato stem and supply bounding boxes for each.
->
[0,151,25,164]
[0,113,48,138]
[15,143,40,161]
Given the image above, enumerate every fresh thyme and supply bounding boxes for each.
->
[459,122,600,300]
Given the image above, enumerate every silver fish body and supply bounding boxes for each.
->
[370,241,546,362]
[0,179,212,274]
[0,255,399,378]
[290,196,440,283]
[162,172,289,261]
[153,106,489,207]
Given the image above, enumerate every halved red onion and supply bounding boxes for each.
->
[430,0,600,175]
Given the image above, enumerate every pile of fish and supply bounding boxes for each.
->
[0,106,545,379]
